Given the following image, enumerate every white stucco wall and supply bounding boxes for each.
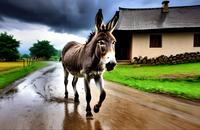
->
[131,32,200,59]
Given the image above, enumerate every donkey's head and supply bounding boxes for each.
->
[94,9,119,71]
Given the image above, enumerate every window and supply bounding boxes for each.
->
[150,34,162,48]
[194,33,200,47]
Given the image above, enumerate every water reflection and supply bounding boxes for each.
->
[63,99,103,130]
[94,120,103,130]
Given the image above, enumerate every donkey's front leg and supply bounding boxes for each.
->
[94,75,106,113]
[84,77,93,118]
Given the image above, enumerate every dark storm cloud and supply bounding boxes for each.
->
[0,0,116,33]
[1,0,200,34]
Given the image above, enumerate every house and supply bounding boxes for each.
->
[114,1,200,61]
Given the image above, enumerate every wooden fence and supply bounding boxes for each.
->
[21,58,37,67]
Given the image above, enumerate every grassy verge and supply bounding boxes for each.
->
[104,63,200,100]
[0,62,49,89]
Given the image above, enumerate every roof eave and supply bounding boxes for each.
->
[115,27,200,32]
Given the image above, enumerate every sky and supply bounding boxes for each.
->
[0,0,200,54]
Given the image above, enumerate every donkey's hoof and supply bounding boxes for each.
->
[64,93,68,99]
[93,105,100,113]
[74,98,79,103]
[86,111,93,119]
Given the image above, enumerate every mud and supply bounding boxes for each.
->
[0,63,199,130]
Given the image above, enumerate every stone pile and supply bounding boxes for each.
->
[132,52,200,65]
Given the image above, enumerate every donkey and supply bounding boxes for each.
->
[61,9,119,118]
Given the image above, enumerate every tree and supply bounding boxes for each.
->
[21,54,30,59]
[49,50,61,61]
[0,32,20,61]
[29,40,57,60]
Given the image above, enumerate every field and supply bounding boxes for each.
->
[104,63,200,100]
[0,61,24,72]
[0,61,49,89]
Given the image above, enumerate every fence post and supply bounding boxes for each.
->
[28,58,30,66]
[26,58,28,66]
[30,58,32,65]
[23,59,25,67]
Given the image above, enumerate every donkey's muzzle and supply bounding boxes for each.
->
[106,62,116,71]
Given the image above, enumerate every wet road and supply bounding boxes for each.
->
[0,63,200,130]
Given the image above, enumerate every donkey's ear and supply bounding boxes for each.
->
[95,9,103,31]
[106,11,119,33]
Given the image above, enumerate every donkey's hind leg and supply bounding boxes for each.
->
[72,76,79,102]
[64,71,69,98]
[93,75,106,113]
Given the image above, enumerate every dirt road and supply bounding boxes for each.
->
[0,63,200,130]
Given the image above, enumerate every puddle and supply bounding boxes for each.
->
[5,87,18,95]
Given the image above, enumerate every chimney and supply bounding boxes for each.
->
[162,0,169,13]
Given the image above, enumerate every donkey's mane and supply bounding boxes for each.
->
[86,31,95,44]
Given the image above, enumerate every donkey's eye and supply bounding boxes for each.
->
[98,40,105,45]
[112,41,116,44]
[100,42,104,45]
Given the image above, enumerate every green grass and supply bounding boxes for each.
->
[0,62,49,89]
[104,63,200,100]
